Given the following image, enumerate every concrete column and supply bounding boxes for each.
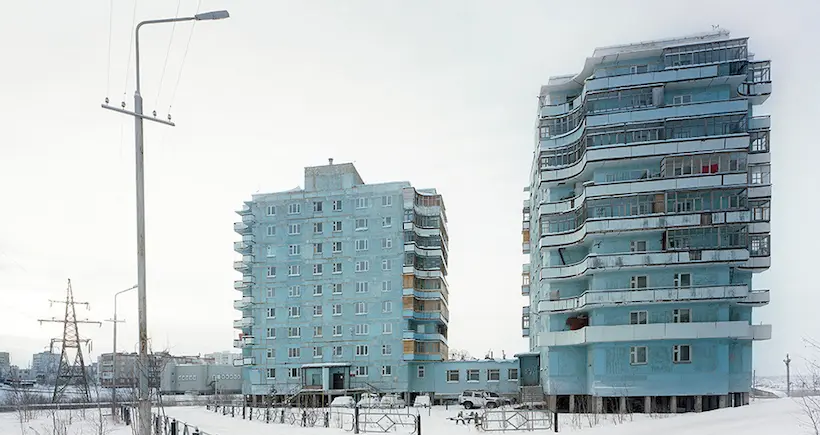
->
[719,395,727,408]
[548,395,557,411]
[742,392,750,406]
[594,396,603,414]
[644,396,652,414]
[670,396,677,414]
[252,394,258,408]
[619,397,627,413]
[569,395,576,413]
[695,396,703,413]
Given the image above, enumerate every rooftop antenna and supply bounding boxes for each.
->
[712,24,720,30]
[328,158,334,165]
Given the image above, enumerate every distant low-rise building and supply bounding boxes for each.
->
[31,351,60,384]
[160,362,242,395]
[204,352,240,366]
[0,352,10,378]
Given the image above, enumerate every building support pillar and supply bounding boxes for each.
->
[619,396,627,414]
[695,395,703,413]
[594,396,603,414]
[742,392,750,406]
[252,394,258,408]
[569,395,575,413]
[644,396,652,414]
[670,396,677,414]
[548,395,557,411]
[719,395,727,409]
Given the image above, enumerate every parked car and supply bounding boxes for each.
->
[380,394,406,408]
[413,395,432,408]
[458,390,499,409]
[486,392,513,406]
[357,393,381,408]
[330,396,356,408]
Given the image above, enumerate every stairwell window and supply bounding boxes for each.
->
[630,310,648,325]
[673,344,692,363]
[630,346,648,365]
[467,369,480,382]
[630,276,648,289]
[418,366,425,378]
[446,370,459,383]
[673,308,691,323]
[674,273,692,288]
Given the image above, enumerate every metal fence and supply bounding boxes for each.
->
[481,408,557,432]
[152,413,214,435]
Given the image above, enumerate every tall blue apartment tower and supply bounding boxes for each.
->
[521,31,772,413]
[233,161,449,403]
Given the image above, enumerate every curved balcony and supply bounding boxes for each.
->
[234,276,255,291]
[233,222,252,235]
[233,240,253,254]
[236,203,252,216]
[233,317,254,329]
[232,335,256,348]
[233,296,253,310]
[739,255,771,272]
[538,321,771,347]
[233,260,251,273]
[232,357,255,367]
[539,284,768,313]
[540,248,749,280]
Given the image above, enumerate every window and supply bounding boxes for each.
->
[266,245,276,257]
[630,240,647,252]
[333,200,343,212]
[508,369,519,381]
[751,200,771,221]
[266,327,276,339]
[313,284,323,296]
[674,273,691,288]
[355,218,368,230]
[332,325,342,336]
[673,344,692,363]
[381,259,392,271]
[289,244,300,256]
[673,308,691,323]
[382,301,393,313]
[382,216,392,227]
[313,222,323,234]
[266,266,277,278]
[313,346,323,358]
[750,235,771,256]
[288,223,301,235]
[267,368,276,379]
[630,310,648,325]
[750,165,771,185]
[356,282,369,293]
[333,346,343,357]
[313,201,323,213]
[288,285,301,297]
[288,203,301,214]
[288,306,301,318]
[355,345,369,356]
[266,205,276,216]
[382,281,392,292]
[288,347,300,358]
[630,276,648,289]
[313,264,323,275]
[313,326,323,337]
[266,288,275,298]
[382,323,393,334]
[629,64,648,74]
[356,197,370,209]
[331,242,342,254]
[332,221,342,232]
[488,369,500,382]
[672,94,692,105]
[266,225,276,236]
[382,237,392,249]
[266,348,275,359]
[288,367,300,378]
[313,305,323,317]
[446,370,459,382]
[354,366,368,377]
[332,304,342,316]
[467,369,480,382]
[355,239,369,251]
[417,366,425,378]
[354,324,370,335]
[266,308,276,318]
[382,365,392,376]
[355,260,369,272]
[354,302,368,315]
[288,326,301,338]
[630,346,648,365]
[332,283,343,294]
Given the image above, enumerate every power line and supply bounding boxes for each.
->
[105,0,115,97]
[167,0,202,112]
[154,0,183,108]
[123,0,139,96]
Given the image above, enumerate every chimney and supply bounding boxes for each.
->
[328,158,334,165]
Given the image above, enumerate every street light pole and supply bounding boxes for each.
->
[101,10,230,435]
[105,285,137,420]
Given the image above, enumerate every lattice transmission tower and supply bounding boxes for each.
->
[38,279,101,402]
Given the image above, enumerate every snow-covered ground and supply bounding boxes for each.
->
[0,398,810,434]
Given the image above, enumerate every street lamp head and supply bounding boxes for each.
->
[195,10,230,21]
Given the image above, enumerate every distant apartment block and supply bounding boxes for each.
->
[522,30,772,413]
[204,351,241,366]
[31,351,60,384]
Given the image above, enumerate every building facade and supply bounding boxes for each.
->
[234,161,449,402]
[31,351,60,384]
[0,352,9,378]
[160,363,242,395]
[523,31,772,413]
[204,351,241,366]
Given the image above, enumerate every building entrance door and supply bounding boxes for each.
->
[332,373,344,390]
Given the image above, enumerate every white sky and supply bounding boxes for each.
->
[0,0,816,377]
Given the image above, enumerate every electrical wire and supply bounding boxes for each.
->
[105,0,115,98]
[123,0,139,97]
[167,0,203,112]
[154,0,183,108]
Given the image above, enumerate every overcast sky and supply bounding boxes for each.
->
[0,0,815,376]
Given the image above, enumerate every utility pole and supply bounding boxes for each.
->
[38,279,102,403]
[785,353,792,397]
[104,285,137,421]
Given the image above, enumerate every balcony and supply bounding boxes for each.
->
[540,285,768,313]
[232,357,255,367]
[234,277,254,291]
[233,317,254,329]
[233,240,253,254]
[242,214,255,224]
[538,321,772,347]
[236,203,252,216]
[232,335,257,348]
[522,242,531,254]
[403,309,449,323]
[233,222,252,235]
[401,331,448,344]
[540,249,749,280]
[233,256,253,272]
[233,296,253,310]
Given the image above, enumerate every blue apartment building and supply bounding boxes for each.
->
[522,31,772,413]
[233,161,454,403]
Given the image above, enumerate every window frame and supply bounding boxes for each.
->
[629,310,648,325]
[673,344,692,363]
[630,346,648,365]
[446,370,459,383]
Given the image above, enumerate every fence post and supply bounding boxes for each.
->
[416,414,422,435]
[324,411,329,428]
[553,410,559,433]
[280,408,285,424]
[231,406,235,417]
[170,419,177,435]
[243,405,247,419]
[354,406,360,434]
[301,410,307,427]
[266,407,270,423]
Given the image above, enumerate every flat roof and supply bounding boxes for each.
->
[301,363,352,368]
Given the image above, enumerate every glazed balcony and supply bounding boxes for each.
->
[738,61,771,105]
[233,317,254,329]
[539,321,771,347]
[234,276,254,291]
[233,240,253,254]
[233,296,253,310]
[232,357,255,367]
[233,335,256,348]
[401,331,448,345]
[233,222,252,235]
[540,285,768,313]
[236,203,252,216]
